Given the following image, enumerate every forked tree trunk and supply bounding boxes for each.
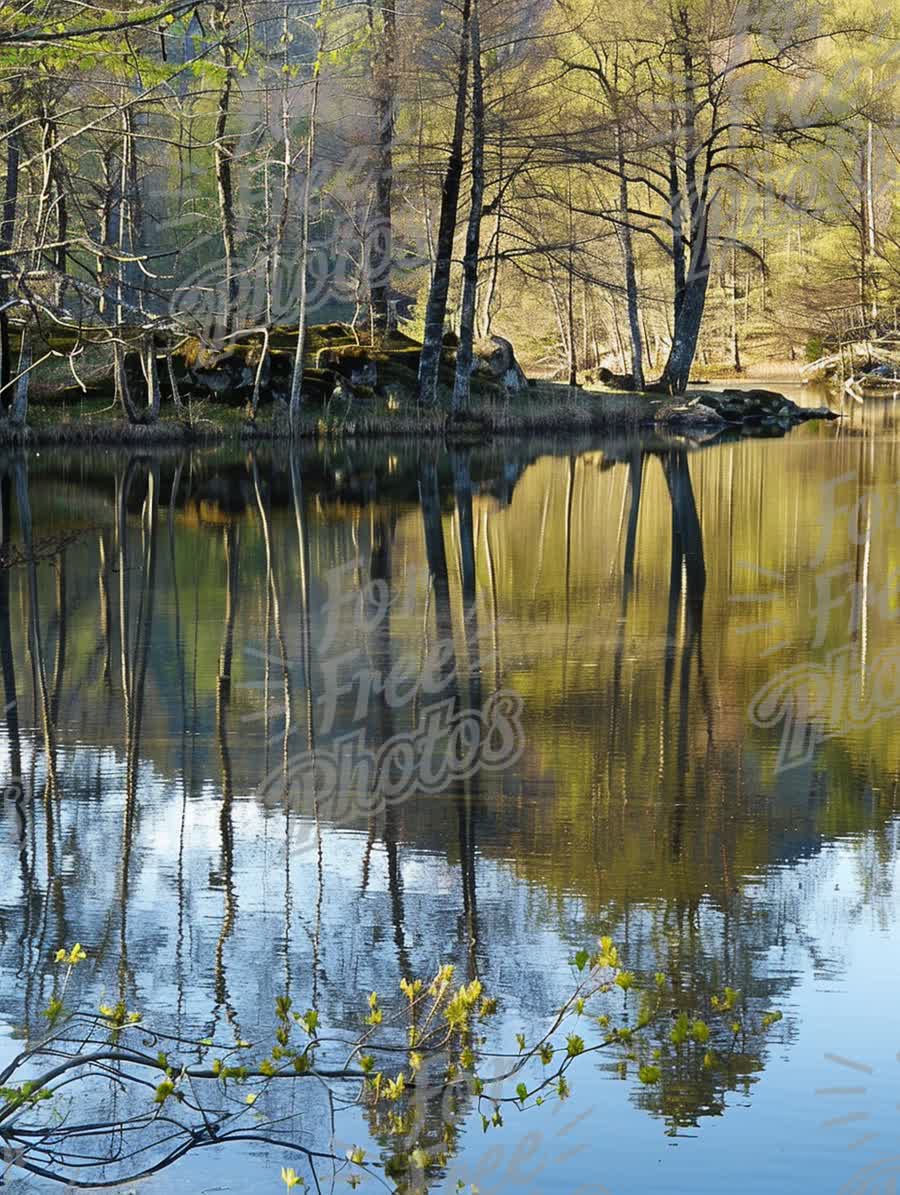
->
[657,27,710,394]
[659,263,709,393]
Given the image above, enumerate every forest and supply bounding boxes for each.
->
[0,0,897,429]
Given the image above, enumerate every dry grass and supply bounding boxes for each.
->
[693,360,804,382]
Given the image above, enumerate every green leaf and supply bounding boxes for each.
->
[566,1034,585,1058]
[670,1012,690,1046]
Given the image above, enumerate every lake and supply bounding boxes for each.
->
[1,394,898,1193]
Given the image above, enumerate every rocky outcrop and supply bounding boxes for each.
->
[662,388,837,432]
[117,324,531,408]
[471,336,528,393]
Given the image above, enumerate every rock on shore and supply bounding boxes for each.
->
[661,387,838,431]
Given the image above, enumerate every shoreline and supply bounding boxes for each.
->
[0,383,839,448]
[0,390,667,447]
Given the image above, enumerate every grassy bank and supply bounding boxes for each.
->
[2,382,684,447]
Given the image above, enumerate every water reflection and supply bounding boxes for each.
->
[0,418,897,1187]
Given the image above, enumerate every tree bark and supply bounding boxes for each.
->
[288,43,323,426]
[215,70,237,336]
[417,0,472,403]
[0,121,21,407]
[657,22,709,394]
[452,0,484,412]
[478,131,503,339]
[616,121,644,390]
[369,0,397,335]
[268,0,293,328]
[142,337,161,421]
[9,331,30,425]
[213,3,238,336]
[566,175,577,386]
[730,238,741,373]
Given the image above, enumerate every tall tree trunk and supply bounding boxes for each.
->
[10,331,30,425]
[730,237,741,373]
[566,174,577,386]
[451,0,484,412]
[0,121,21,408]
[215,57,238,337]
[659,228,709,392]
[478,131,503,339]
[288,41,323,426]
[142,336,161,421]
[616,121,644,390]
[114,105,140,422]
[369,0,397,335]
[124,107,144,317]
[667,125,686,328]
[861,121,877,320]
[52,122,68,306]
[658,22,709,394]
[417,0,472,403]
[268,0,293,328]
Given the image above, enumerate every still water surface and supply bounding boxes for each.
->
[0,395,898,1192]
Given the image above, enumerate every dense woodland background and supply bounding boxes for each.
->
[0,0,898,422]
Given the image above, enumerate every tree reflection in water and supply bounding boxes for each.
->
[0,434,896,1182]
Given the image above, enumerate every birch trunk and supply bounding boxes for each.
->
[0,121,21,405]
[288,48,323,427]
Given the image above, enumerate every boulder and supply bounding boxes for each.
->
[471,336,528,393]
[721,387,787,407]
[659,402,726,429]
[683,402,726,424]
[146,343,272,406]
[595,367,637,391]
[864,362,900,379]
[664,387,839,433]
